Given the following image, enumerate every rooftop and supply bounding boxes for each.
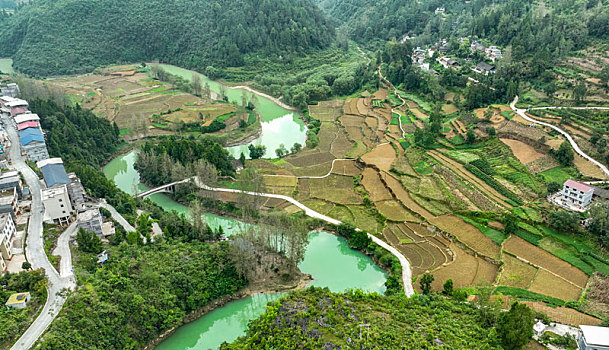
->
[42,185,68,200]
[14,113,40,124]
[476,62,495,71]
[5,292,29,305]
[580,325,609,346]
[19,128,44,146]
[40,162,70,188]
[564,179,593,193]
[10,107,28,117]
[37,158,63,168]
[17,121,40,131]
[78,207,101,222]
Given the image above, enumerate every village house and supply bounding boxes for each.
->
[562,179,595,210]
[435,7,445,15]
[42,185,73,225]
[470,41,486,52]
[13,113,40,125]
[0,187,19,218]
[5,292,30,309]
[10,107,28,118]
[578,325,609,350]
[38,158,70,188]
[0,171,22,199]
[485,46,502,61]
[0,83,20,98]
[0,213,17,263]
[19,127,49,163]
[472,62,495,75]
[437,57,460,69]
[77,207,104,237]
[412,47,427,65]
[67,173,86,211]
[0,97,28,113]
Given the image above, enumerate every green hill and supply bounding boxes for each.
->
[0,0,335,76]
[221,287,511,349]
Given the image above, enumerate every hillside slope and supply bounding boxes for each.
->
[221,288,505,349]
[0,0,335,76]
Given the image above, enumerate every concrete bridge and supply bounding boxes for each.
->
[135,177,195,198]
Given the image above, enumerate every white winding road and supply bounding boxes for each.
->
[1,114,76,350]
[510,96,609,178]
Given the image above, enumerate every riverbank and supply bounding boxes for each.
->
[144,267,313,350]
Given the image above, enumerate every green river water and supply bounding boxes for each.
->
[157,64,307,159]
[103,151,387,349]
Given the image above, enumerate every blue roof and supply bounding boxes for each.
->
[19,128,44,146]
[40,163,70,188]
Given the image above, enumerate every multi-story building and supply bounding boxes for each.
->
[562,179,595,209]
[0,171,22,199]
[38,158,70,188]
[0,187,19,219]
[13,113,40,125]
[1,83,20,98]
[578,325,609,350]
[42,185,73,225]
[0,213,16,267]
[67,173,86,211]
[19,128,49,163]
[77,207,103,237]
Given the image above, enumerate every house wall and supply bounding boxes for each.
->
[578,334,609,350]
[562,185,594,208]
[23,142,49,163]
[43,186,73,225]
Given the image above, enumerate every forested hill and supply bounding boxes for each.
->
[314,0,609,49]
[0,0,335,76]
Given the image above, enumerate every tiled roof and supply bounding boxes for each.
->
[564,179,593,193]
[19,128,44,146]
[17,121,40,131]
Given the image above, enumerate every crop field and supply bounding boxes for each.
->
[524,302,601,326]
[263,175,297,187]
[429,215,501,259]
[301,199,334,215]
[361,168,392,201]
[499,254,538,289]
[499,138,544,164]
[528,269,583,301]
[317,122,339,153]
[503,236,589,288]
[330,129,354,158]
[431,243,498,289]
[539,166,577,184]
[343,98,359,115]
[346,205,381,233]
[361,143,397,171]
[330,160,362,176]
[49,67,237,137]
[382,173,433,220]
[383,223,450,277]
[376,200,418,222]
[307,175,362,205]
[308,100,344,122]
[573,154,608,179]
[287,152,335,168]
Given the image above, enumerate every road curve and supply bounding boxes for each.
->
[510,97,609,178]
[263,158,358,180]
[1,114,76,350]
[191,177,415,296]
[99,201,136,232]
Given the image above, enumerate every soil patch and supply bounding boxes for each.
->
[500,138,545,164]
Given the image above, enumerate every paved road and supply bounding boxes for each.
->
[191,177,415,296]
[263,158,357,180]
[531,106,609,111]
[1,114,76,350]
[510,97,609,178]
[52,222,78,278]
[99,201,136,232]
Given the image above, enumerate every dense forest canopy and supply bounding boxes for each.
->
[0,0,335,76]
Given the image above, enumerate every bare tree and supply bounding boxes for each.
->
[203,83,211,101]
[191,74,202,97]
[236,167,266,218]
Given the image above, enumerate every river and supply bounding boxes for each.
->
[157,64,307,159]
[103,151,387,350]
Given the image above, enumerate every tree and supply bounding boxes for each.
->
[496,302,535,350]
[275,144,288,158]
[588,202,609,245]
[248,144,266,159]
[485,126,496,137]
[21,261,31,270]
[466,129,476,144]
[203,83,211,100]
[547,181,561,194]
[442,279,453,295]
[549,210,580,233]
[76,228,103,253]
[573,81,587,104]
[597,138,607,154]
[544,82,557,100]
[553,141,574,166]
[503,213,518,234]
[291,143,302,154]
[420,273,434,295]
[239,152,246,167]
[191,74,202,97]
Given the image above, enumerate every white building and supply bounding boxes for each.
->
[5,292,30,309]
[1,84,20,98]
[485,46,503,61]
[42,185,73,225]
[578,325,609,350]
[562,179,595,209]
[0,213,16,267]
[0,187,18,218]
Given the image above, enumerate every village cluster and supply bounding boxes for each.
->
[0,84,114,281]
